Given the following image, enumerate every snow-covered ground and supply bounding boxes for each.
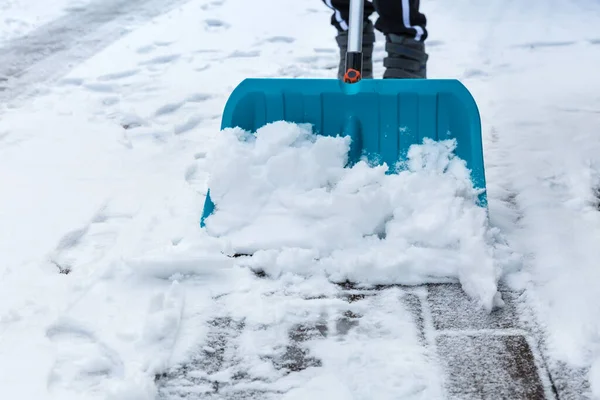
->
[1,0,600,398]
[0,0,84,43]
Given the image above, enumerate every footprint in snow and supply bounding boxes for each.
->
[155,102,184,116]
[204,18,230,31]
[266,36,295,43]
[136,45,155,54]
[229,50,260,58]
[46,319,124,393]
[58,77,84,86]
[194,49,221,54]
[174,115,204,135]
[186,92,213,102]
[153,93,213,116]
[195,64,211,72]
[201,0,225,11]
[49,203,136,274]
[97,69,140,81]
[46,319,98,342]
[462,68,489,79]
[184,163,198,183]
[426,40,445,48]
[101,96,120,106]
[154,40,172,47]
[121,113,146,130]
[83,82,117,93]
[140,54,181,66]
[513,40,577,49]
[256,36,296,46]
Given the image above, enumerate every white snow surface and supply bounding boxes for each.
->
[0,0,87,43]
[1,0,600,398]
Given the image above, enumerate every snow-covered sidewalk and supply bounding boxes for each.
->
[2,0,600,398]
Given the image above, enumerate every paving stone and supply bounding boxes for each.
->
[436,334,552,400]
[427,283,521,331]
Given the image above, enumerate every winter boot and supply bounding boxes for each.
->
[335,20,375,80]
[383,33,428,79]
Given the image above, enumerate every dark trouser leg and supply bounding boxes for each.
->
[372,0,427,41]
[373,0,429,78]
[322,0,376,32]
[322,0,376,79]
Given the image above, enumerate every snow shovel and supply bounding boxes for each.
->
[200,0,486,228]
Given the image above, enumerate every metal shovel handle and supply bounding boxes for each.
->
[343,0,364,83]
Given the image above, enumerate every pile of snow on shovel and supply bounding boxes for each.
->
[199,121,519,312]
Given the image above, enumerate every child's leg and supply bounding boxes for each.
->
[373,0,428,78]
[372,0,427,40]
[322,0,376,32]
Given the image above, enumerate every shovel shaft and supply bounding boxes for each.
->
[347,0,364,52]
[343,0,364,83]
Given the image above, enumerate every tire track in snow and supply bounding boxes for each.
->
[0,0,193,105]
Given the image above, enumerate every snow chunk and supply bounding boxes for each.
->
[203,121,515,311]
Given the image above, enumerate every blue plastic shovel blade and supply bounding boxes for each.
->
[200,78,486,227]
